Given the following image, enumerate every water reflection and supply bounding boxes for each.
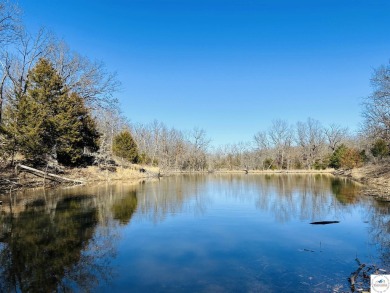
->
[331,178,361,204]
[111,190,138,225]
[134,176,210,223]
[136,174,363,224]
[366,200,390,268]
[0,183,141,292]
[0,174,388,292]
[0,195,100,292]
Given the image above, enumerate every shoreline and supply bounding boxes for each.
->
[332,164,390,201]
[1,164,390,202]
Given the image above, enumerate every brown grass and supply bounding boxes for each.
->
[65,165,160,182]
[337,163,390,200]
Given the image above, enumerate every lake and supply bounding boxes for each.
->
[0,174,389,292]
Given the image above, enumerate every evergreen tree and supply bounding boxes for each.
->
[55,92,99,165]
[370,139,389,160]
[3,58,99,165]
[14,58,64,162]
[329,144,363,170]
[112,130,139,163]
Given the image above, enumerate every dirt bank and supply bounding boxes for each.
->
[0,164,160,195]
[333,163,390,201]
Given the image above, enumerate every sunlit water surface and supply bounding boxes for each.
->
[0,174,389,292]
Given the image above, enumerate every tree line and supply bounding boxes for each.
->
[1,0,390,172]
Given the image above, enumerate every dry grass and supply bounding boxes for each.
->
[65,165,159,182]
[340,163,390,200]
[347,163,390,184]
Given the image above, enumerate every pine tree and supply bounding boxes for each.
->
[15,58,64,162]
[3,58,99,165]
[55,92,99,165]
[112,130,139,163]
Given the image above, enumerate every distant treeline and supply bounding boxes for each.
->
[1,1,389,172]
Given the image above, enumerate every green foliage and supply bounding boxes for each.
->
[371,139,389,159]
[138,152,153,165]
[340,148,364,169]
[263,158,276,170]
[2,58,99,165]
[329,144,363,170]
[55,92,99,165]
[329,145,346,169]
[111,191,138,225]
[331,179,360,204]
[112,130,139,163]
[360,150,369,163]
[11,58,65,162]
[0,196,99,292]
[313,159,328,170]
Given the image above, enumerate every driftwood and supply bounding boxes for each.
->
[0,178,19,186]
[348,259,371,292]
[310,221,340,225]
[349,263,365,290]
[16,164,84,185]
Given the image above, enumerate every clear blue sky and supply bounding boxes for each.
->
[17,0,390,146]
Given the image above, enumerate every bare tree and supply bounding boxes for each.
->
[268,119,294,169]
[1,31,120,124]
[296,118,325,169]
[0,27,53,124]
[131,121,190,170]
[254,130,275,169]
[254,130,270,150]
[362,62,390,144]
[186,127,210,171]
[324,124,348,152]
[93,106,129,165]
[48,41,120,110]
[0,0,20,46]
[0,0,21,123]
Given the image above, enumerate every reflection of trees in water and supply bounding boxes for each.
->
[331,178,361,204]
[111,190,138,225]
[130,174,364,224]
[0,174,371,291]
[204,174,363,223]
[365,201,390,268]
[134,175,211,223]
[253,175,362,222]
[0,195,115,292]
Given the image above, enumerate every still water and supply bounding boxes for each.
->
[0,174,389,292]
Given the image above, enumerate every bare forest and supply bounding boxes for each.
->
[1,1,390,175]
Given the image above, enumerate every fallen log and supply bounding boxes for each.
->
[310,221,340,225]
[0,178,19,186]
[16,164,84,185]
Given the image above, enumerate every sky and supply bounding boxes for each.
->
[17,0,390,146]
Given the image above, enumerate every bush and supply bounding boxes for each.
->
[329,144,363,169]
[112,131,139,163]
[371,139,389,159]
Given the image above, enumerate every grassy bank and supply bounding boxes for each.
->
[333,163,390,201]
